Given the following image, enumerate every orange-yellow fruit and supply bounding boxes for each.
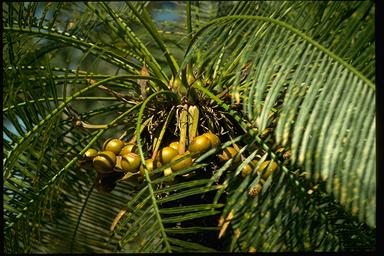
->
[189,135,211,153]
[258,160,278,179]
[139,158,161,176]
[171,153,193,171]
[159,146,178,164]
[203,132,221,148]
[103,138,125,155]
[93,151,116,174]
[241,164,253,177]
[121,152,141,173]
[169,141,180,151]
[84,148,97,160]
[120,143,138,155]
[218,147,239,163]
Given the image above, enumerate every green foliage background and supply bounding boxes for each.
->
[3,1,375,253]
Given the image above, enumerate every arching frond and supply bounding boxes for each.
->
[3,1,375,253]
[183,2,375,228]
[217,143,375,252]
[32,181,139,253]
[111,137,243,253]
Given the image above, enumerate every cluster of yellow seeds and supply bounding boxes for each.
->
[82,132,222,192]
[82,131,280,194]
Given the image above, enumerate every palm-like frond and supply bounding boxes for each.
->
[182,2,375,228]
[213,142,375,252]
[3,1,375,253]
[225,1,375,82]
[33,181,142,253]
[110,166,223,252]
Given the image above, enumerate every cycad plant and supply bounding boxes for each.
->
[3,1,376,253]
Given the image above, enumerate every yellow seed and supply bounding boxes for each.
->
[218,147,240,163]
[188,135,211,153]
[93,151,116,173]
[169,141,180,151]
[241,164,253,177]
[171,153,193,171]
[258,160,278,180]
[159,146,178,164]
[120,143,138,155]
[103,138,125,155]
[139,159,161,176]
[84,148,97,159]
[203,132,221,148]
[121,152,141,173]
